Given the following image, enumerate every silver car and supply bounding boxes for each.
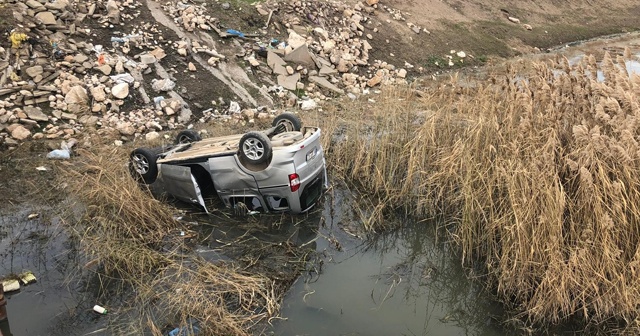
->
[129,113,328,214]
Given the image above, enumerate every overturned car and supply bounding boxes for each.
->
[128,113,328,214]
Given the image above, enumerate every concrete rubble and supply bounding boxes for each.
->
[0,0,431,148]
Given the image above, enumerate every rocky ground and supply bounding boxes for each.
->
[0,0,638,150]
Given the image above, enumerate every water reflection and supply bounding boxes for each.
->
[272,188,505,336]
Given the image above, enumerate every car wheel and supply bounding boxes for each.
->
[273,112,302,133]
[129,148,159,184]
[239,131,272,165]
[175,129,202,144]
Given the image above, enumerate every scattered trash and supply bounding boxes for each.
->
[226,29,245,38]
[228,101,241,114]
[248,210,260,216]
[35,166,48,171]
[47,148,70,159]
[10,31,28,48]
[152,78,176,92]
[19,271,36,285]
[153,96,165,108]
[47,139,77,160]
[27,213,39,220]
[168,319,200,336]
[110,73,136,84]
[2,280,19,293]
[93,305,108,314]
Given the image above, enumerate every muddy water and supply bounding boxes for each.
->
[268,188,504,336]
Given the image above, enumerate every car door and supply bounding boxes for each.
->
[159,164,208,212]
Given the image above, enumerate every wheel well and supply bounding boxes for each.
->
[187,164,216,197]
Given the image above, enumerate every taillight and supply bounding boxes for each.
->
[289,173,300,192]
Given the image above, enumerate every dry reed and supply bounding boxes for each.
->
[58,148,279,335]
[318,52,640,331]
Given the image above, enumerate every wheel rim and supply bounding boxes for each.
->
[131,153,150,174]
[277,119,295,132]
[242,138,264,160]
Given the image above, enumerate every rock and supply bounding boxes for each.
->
[367,75,383,87]
[26,0,44,9]
[139,54,156,64]
[25,66,44,78]
[228,101,241,114]
[96,64,112,75]
[412,26,420,34]
[188,62,196,71]
[322,40,336,53]
[277,73,301,91]
[90,86,106,102]
[366,0,379,5]
[145,131,160,141]
[456,51,466,58]
[106,0,121,24]
[523,24,533,30]
[508,16,520,24]
[35,12,57,25]
[24,106,48,122]
[112,83,129,99]
[397,69,407,78]
[300,99,317,110]
[287,30,307,50]
[65,86,89,112]
[286,65,294,75]
[74,54,89,63]
[267,51,286,69]
[284,45,316,68]
[319,66,337,76]
[309,76,344,94]
[248,58,260,67]
[11,125,31,141]
[117,122,135,136]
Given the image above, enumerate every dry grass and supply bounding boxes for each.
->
[58,148,279,335]
[318,49,640,330]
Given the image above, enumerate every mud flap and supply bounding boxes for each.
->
[159,165,208,213]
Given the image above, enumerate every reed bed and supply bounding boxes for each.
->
[59,149,279,335]
[320,49,640,330]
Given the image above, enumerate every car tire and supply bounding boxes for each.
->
[273,112,302,133]
[129,148,159,184]
[239,131,272,165]
[175,129,202,144]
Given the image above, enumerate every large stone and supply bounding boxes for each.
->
[367,75,383,87]
[111,83,129,99]
[25,66,44,78]
[284,45,316,68]
[11,125,31,141]
[24,106,48,122]
[90,86,106,102]
[35,11,57,25]
[366,0,379,4]
[74,54,89,63]
[106,0,120,24]
[45,0,70,10]
[309,76,344,94]
[145,131,160,141]
[267,51,286,69]
[26,0,45,9]
[287,30,307,49]
[65,86,89,107]
[96,65,112,75]
[116,122,135,136]
[139,54,156,65]
[277,73,301,91]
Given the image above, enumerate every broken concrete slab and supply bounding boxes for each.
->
[277,73,301,91]
[267,50,287,69]
[309,76,344,94]
[284,45,316,69]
